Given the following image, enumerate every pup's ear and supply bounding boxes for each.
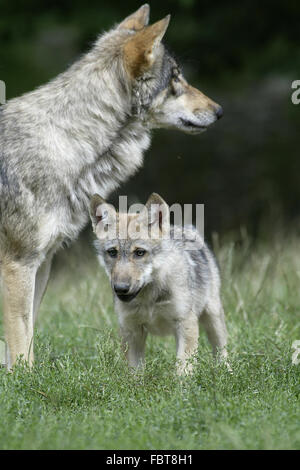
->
[123,15,170,78]
[144,193,170,236]
[118,4,150,31]
[89,194,116,233]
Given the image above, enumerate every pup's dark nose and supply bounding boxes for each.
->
[215,105,223,120]
[114,282,130,295]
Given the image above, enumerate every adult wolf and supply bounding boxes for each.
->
[0,5,222,368]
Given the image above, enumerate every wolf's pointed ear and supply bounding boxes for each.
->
[144,193,170,236]
[89,194,116,233]
[123,15,171,78]
[118,4,150,31]
[90,194,106,229]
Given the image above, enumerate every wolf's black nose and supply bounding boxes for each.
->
[215,105,223,120]
[114,282,130,295]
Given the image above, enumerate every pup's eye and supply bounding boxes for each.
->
[134,249,146,257]
[107,248,118,258]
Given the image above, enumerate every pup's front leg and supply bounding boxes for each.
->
[175,314,199,375]
[121,325,147,370]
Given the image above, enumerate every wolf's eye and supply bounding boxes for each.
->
[134,248,146,257]
[107,248,118,258]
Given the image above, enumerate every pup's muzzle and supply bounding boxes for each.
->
[113,282,142,302]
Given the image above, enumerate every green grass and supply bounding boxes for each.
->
[0,231,299,450]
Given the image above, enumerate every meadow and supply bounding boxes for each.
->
[0,230,299,450]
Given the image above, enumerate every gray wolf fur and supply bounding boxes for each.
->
[0,4,222,368]
[90,193,229,375]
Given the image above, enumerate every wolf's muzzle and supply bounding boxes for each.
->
[114,282,131,295]
[115,286,142,302]
[214,105,223,120]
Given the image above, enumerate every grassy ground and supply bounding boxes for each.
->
[0,231,299,450]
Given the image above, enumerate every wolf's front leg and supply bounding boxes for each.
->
[175,314,199,375]
[2,259,38,369]
[121,325,147,370]
[200,299,232,371]
[33,250,54,325]
[200,301,228,360]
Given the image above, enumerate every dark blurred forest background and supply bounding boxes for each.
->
[1,0,299,243]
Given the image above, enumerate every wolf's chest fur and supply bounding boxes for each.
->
[144,300,176,336]
[58,119,151,243]
[117,291,182,337]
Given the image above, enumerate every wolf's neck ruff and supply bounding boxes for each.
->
[33,28,151,207]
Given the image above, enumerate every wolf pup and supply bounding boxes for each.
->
[90,193,229,375]
[0,5,222,369]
